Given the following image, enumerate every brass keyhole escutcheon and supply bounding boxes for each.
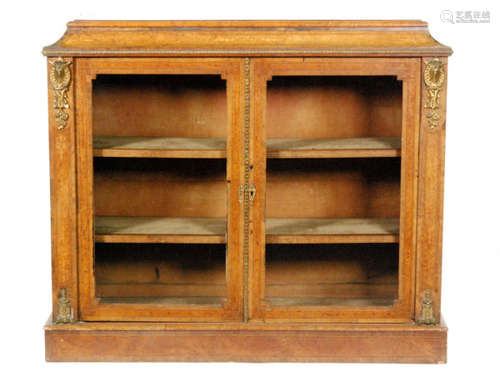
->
[248,184,256,203]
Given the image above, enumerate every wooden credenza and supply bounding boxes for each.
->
[43,20,452,363]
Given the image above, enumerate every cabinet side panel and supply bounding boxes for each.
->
[415,57,448,324]
[47,57,78,322]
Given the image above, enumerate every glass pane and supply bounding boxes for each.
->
[95,244,226,305]
[264,75,402,308]
[91,74,228,306]
[265,244,398,307]
[266,76,402,139]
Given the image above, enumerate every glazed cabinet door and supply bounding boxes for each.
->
[249,58,420,322]
[75,58,245,322]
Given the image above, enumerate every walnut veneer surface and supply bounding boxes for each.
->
[43,20,451,363]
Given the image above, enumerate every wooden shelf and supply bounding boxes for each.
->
[99,296,225,306]
[93,136,227,158]
[95,216,226,244]
[95,216,398,244]
[266,218,399,244]
[93,136,400,159]
[267,137,401,158]
[266,297,395,307]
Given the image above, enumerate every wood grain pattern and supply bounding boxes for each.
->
[97,284,227,298]
[95,283,397,300]
[76,58,244,322]
[94,243,397,300]
[94,158,227,218]
[92,136,401,159]
[93,216,398,244]
[415,58,448,323]
[92,74,227,138]
[94,243,226,299]
[45,318,447,363]
[44,316,446,331]
[43,20,452,57]
[267,137,401,158]
[47,57,78,322]
[44,20,450,362]
[94,136,227,158]
[99,296,225,305]
[267,297,394,307]
[95,216,226,244]
[266,75,402,140]
[250,58,420,322]
[266,218,399,243]
[265,243,398,300]
[265,158,401,219]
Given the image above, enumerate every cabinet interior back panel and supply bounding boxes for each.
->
[265,158,401,218]
[266,76,402,139]
[92,74,228,138]
[265,243,399,299]
[94,158,227,217]
[95,243,227,298]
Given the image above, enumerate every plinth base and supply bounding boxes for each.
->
[45,317,447,363]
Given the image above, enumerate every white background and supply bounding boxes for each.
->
[1,0,498,378]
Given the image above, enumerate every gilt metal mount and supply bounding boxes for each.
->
[49,58,72,130]
[416,289,438,325]
[55,288,74,324]
[423,58,445,130]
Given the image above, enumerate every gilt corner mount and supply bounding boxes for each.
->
[424,58,446,130]
[49,57,72,130]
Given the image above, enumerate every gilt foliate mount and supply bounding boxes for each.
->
[416,289,438,325]
[49,58,72,130]
[55,288,74,324]
[423,58,446,130]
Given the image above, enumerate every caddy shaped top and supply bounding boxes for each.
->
[43,20,452,57]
